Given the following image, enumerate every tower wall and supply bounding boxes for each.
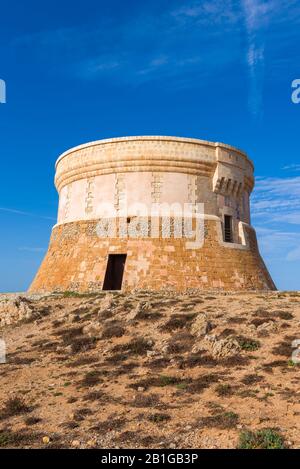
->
[29,136,276,292]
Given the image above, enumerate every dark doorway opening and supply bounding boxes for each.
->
[224,215,233,243]
[102,254,127,290]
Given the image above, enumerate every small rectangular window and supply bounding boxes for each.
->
[224,215,233,243]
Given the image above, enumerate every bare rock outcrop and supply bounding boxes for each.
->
[205,334,241,358]
[0,297,34,326]
[191,313,212,337]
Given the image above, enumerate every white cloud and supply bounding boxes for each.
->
[252,173,300,263]
[287,246,300,261]
[282,164,300,172]
[18,247,46,253]
[81,59,122,78]
[254,175,300,198]
[241,0,269,118]
[171,1,241,25]
[150,56,169,67]
[7,0,300,93]
[0,207,55,221]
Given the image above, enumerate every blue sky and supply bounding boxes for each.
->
[0,0,299,292]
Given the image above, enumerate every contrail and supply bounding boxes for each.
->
[0,207,56,221]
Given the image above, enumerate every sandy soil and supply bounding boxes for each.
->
[0,290,299,449]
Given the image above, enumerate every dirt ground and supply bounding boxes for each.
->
[0,290,299,449]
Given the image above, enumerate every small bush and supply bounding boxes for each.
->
[24,416,42,425]
[55,327,97,352]
[116,431,140,444]
[73,407,93,422]
[221,355,250,367]
[236,336,260,351]
[241,374,263,385]
[198,411,239,429]
[148,413,171,423]
[113,337,152,356]
[147,357,171,369]
[288,359,300,367]
[0,432,15,447]
[252,309,271,318]
[159,375,182,386]
[134,306,163,321]
[215,384,235,396]
[83,390,109,402]
[219,328,236,337]
[57,326,83,342]
[161,314,196,332]
[60,291,99,298]
[0,430,38,448]
[10,356,36,365]
[105,352,128,364]
[276,311,294,320]
[0,397,32,419]
[250,318,269,327]
[101,323,125,339]
[272,341,292,357]
[166,332,195,354]
[130,375,184,390]
[186,374,221,393]
[70,336,97,353]
[131,393,160,408]
[238,428,285,449]
[228,317,247,324]
[91,417,126,432]
[114,362,138,376]
[180,353,217,368]
[80,370,103,387]
[61,420,80,429]
[262,360,286,371]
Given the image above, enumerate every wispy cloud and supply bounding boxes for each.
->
[18,247,46,253]
[80,58,123,79]
[241,0,270,118]
[282,164,300,172]
[7,1,299,97]
[171,1,241,25]
[8,2,243,87]
[252,173,300,263]
[252,175,300,222]
[0,207,55,221]
[255,225,300,261]
[286,246,300,261]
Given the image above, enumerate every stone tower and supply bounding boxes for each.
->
[29,136,275,292]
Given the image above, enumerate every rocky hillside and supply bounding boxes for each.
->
[0,290,299,449]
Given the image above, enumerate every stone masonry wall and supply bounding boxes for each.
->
[29,219,276,293]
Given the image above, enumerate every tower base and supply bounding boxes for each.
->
[29,218,276,293]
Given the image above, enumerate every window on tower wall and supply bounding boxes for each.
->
[224,215,233,243]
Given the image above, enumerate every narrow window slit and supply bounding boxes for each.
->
[224,215,233,243]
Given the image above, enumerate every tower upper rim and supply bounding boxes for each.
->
[55,135,253,169]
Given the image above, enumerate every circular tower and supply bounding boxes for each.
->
[29,136,276,292]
